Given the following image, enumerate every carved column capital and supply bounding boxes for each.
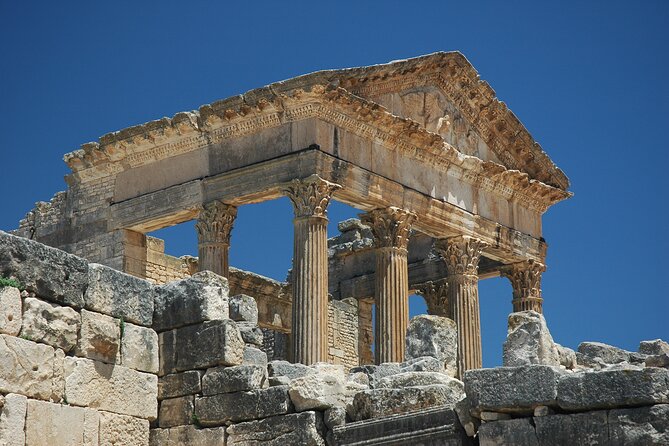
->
[416,279,450,318]
[360,207,417,251]
[435,236,488,277]
[195,200,237,245]
[283,175,341,219]
[500,259,546,313]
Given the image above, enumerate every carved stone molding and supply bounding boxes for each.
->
[500,259,546,313]
[195,200,237,245]
[435,236,488,277]
[360,207,417,251]
[416,279,450,318]
[283,175,341,219]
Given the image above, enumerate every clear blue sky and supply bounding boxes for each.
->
[1,1,667,367]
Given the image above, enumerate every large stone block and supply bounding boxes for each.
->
[52,348,66,403]
[202,364,267,395]
[153,271,228,332]
[158,396,194,428]
[400,356,444,373]
[288,364,367,412]
[238,322,263,347]
[0,231,88,308]
[149,425,226,446]
[464,365,565,415]
[227,411,325,446]
[639,339,669,356]
[21,297,80,352]
[0,334,55,400]
[503,311,559,367]
[99,411,150,446]
[121,322,159,373]
[609,404,669,445]
[557,368,669,410]
[478,418,538,446]
[376,371,463,390]
[577,341,632,365]
[534,410,609,446]
[228,294,258,324]
[243,346,268,367]
[64,357,158,420]
[405,315,457,376]
[268,360,314,380]
[77,309,120,364]
[195,386,291,425]
[24,399,99,446]
[349,384,464,421]
[85,263,154,326]
[0,393,27,446]
[350,363,401,389]
[160,320,244,375]
[158,371,202,400]
[0,286,21,336]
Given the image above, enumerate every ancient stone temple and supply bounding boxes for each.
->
[15,52,571,374]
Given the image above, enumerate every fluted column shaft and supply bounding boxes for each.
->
[361,207,416,364]
[284,175,340,365]
[501,260,546,313]
[436,236,488,378]
[196,201,237,278]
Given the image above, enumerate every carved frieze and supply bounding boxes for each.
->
[282,175,341,219]
[360,207,417,251]
[195,201,237,245]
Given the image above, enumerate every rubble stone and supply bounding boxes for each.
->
[24,399,99,446]
[158,396,194,428]
[202,364,267,395]
[77,309,120,364]
[577,341,631,365]
[609,404,669,445]
[0,393,27,446]
[121,322,159,373]
[229,294,259,324]
[238,322,263,346]
[0,334,54,399]
[85,263,154,326]
[227,411,325,446]
[400,356,444,373]
[534,410,608,445]
[464,365,565,414]
[557,368,669,410]
[324,407,346,429]
[503,311,559,367]
[0,231,88,308]
[405,315,457,376]
[64,357,158,420]
[288,364,367,411]
[349,363,401,388]
[639,339,669,356]
[646,353,669,368]
[243,346,268,367]
[0,286,21,336]
[21,297,80,352]
[99,411,150,446]
[158,371,202,400]
[555,343,577,369]
[454,397,479,437]
[195,386,292,425]
[153,271,228,332]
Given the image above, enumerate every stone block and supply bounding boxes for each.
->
[99,411,150,446]
[21,297,80,352]
[609,404,669,445]
[454,397,479,437]
[121,322,159,373]
[0,286,21,336]
[289,364,368,411]
[478,418,538,446]
[0,393,27,446]
[85,263,154,326]
[195,386,291,425]
[229,294,258,324]
[0,334,54,400]
[149,425,226,446]
[578,341,631,365]
[405,315,457,376]
[400,356,444,373]
[160,320,244,375]
[52,348,65,403]
[349,384,464,421]
[202,364,267,395]
[557,368,669,410]
[227,411,325,446]
[238,322,263,346]
[555,343,577,369]
[464,365,565,415]
[503,311,559,367]
[0,231,88,309]
[243,346,268,367]
[349,363,401,389]
[639,339,669,356]
[77,309,121,364]
[24,399,99,446]
[268,360,314,380]
[158,371,202,400]
[159,396,194,428]
[64,357,158,420]
[534,410,608,446]
[153,271,228,332]
[376,371,463,390]
[324,407,346,429]
[646,353,669,368]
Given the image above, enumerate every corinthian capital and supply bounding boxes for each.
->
[195,201,237,245]
[416,279,450,317]
[435,235,488,276]
[500,260,546,299]
[360,207,417,251]
[283,175,341,218]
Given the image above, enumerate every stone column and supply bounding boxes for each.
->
[416,279,451,318]
[435,236,488,377]
[500,260,546,313]
[283,175,341,365]
[361,207,416,364]
[195,201,237,278]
